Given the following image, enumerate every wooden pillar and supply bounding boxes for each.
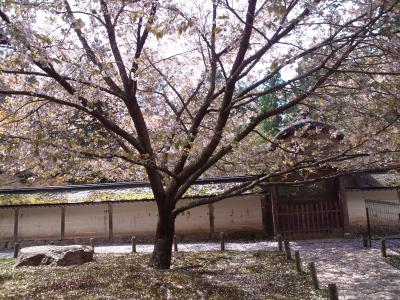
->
[271,185,279,237]
[173,235,178,252]
[295,251,302,273]
[13,242,20,258]
[131,236,137,253]
[328,283,339,300]
[260,194,268,234]
[381,239,387,257]
[308,262,319,290]
[284,240,291,260]
[208,203,214,239]
[108,203,113,242]
[61,206,65,240]
[13,208,19,242]
[338,177,350,233]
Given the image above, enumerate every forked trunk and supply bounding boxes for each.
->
[148,211,175,269]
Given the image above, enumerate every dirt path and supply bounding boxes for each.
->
[2,239,399,299]
[291,239,400,300]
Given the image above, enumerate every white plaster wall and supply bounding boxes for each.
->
[346,189,400,227]
[18,207,61,240]
[213,194,263,233]
[113,201,158,236]
[0,194,266,241]
[65,204,108,238]
[175,199,210,235]
[0,208,14,240]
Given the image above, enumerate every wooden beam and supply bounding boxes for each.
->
[13,208,19,241]
[208,203,214,239]
[271,185,279,238]
[338,176,350,233]
[108,203,113,242]
[61,206,65,240]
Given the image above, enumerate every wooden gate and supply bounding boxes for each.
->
[277,199,342,239]
[272,180,343,239]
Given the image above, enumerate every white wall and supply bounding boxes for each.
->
[0,194,265,241]
[346,189,399,227]
[175,199,210,235]
[0,208,14,240]
[18,206,61,240]
[113,201,158,236]
[65,204,109,238]
[213,194,263,233]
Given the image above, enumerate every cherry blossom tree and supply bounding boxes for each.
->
[0,0,399,268]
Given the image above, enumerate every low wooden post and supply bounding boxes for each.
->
[284,240,291,260]
[13,242,20,258]
[90,238,95,250]
[277,234,283,252]
[131,236,136,253]
[173,235,178,252]
[220,232,225,251]
[294,251,302,273]
[362,232,369,248]
[328,283,339,300]
[381,239,387,258]
[308,262,319,290]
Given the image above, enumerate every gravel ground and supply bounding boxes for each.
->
[291,239,400,300]
[95,240,278,253]
[0,250,12,259]
[2,239,399,299]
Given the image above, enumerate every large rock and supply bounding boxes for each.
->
[14,245,94,267]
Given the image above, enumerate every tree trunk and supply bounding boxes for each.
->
[148,211,175,269]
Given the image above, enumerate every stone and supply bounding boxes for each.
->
[14,245,94,267]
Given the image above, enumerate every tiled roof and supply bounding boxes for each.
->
[345,173,400,189]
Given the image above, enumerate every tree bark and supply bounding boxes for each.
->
[148,210,175,269]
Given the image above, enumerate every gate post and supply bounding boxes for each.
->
[271,185,279,238]
[339,176,350,233]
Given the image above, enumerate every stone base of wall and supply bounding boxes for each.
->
[0,230,266,250]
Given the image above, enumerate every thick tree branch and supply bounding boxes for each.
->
[99,0,130,91]
[63,0,124,96]
[0,90,144,152]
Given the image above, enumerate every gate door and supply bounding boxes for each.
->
[276,181,343,239]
